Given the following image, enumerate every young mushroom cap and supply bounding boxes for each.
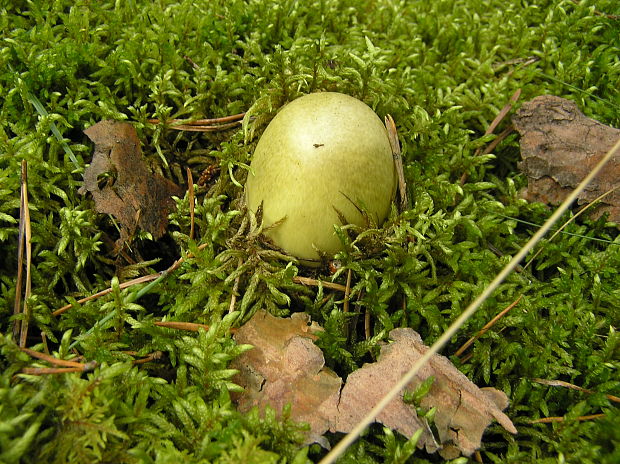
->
[245,92,396,263]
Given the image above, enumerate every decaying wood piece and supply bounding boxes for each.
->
[513,95,620,221]
[232,311,517,456]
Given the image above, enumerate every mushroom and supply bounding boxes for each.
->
[245,92,396,263]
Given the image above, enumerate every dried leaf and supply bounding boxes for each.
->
[513,95,620,221]
[232,310,341,447]
[79,120,183,251]
[232,312,516,457]
[337,328,516,458]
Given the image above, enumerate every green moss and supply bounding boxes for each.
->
[1,0,619,462]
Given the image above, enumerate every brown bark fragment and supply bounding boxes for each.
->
[513,95,620,221]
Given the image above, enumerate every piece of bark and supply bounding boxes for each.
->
[231,311,341,447]
[79,120,183,252]
[337,328,517,458]
[513,95,620,221]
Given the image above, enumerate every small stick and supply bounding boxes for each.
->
[53,273,163,316]
[164,121,242,132]
[154,320,238,334]
[530,413,606,424]
[385,115,408,211]
[479,126,514,156]
[479,89,521,150]
[532,378,620,404]
[454,294,523,357]
[187,167,195,240]
[183,54,200,70]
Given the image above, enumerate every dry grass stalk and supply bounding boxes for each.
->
[14,160,33,348]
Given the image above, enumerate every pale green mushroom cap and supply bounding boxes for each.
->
[245,92,396,263]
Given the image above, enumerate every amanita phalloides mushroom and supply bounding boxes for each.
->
[245,92,396,263]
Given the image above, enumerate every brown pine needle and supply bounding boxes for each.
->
[53,244,344,318]
[365,308,371,340]
[20,363,98,376]
[481,89,521,145]
[292,276,347,292]
[154,320,238,334]
[461,88,521,185]
[229,257,244,313]
[531,413,606,424]
[12,163,26,340]
[131,351,164,365]
[343,269,352,313]
[385,114,408,211]
[532,378,620,404]
[187,167,195,240]
[53,242,212,316]
[148,113,246,131]
[19,346,86,368]
[480,126,514,156]
[53,273,163,316]
[454,294,523,357]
